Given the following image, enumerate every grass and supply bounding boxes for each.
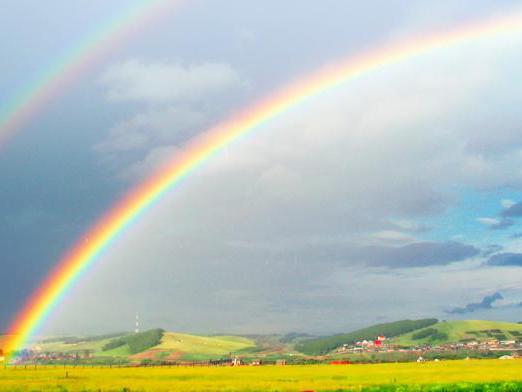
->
[37,337,119,354]
[30,332,256,361]
[392,320,522,346]
[155,332,255,359]
[1,359,522,391]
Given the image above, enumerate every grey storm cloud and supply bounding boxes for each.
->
[482,244,503,257]
[360,241,480,268]
[490,218,514,230]
[447,292,503,314]
[486,252,522,267]
[501,202,522,218]
[477,217,514,231]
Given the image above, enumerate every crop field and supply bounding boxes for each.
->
[2,359,522,391]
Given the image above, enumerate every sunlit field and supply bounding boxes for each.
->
[2,359,522,391]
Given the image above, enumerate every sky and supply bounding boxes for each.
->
[2,0,522,336]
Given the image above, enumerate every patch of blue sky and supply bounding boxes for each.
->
[416,187,520,247]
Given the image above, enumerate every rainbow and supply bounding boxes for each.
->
[5,11,522,356]
[0,0,184,149]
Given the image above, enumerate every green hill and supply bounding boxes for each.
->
[30,319,522,361]
[34,330,257,361]
[155,332,255,360]
[36,332,130,356]
[295,319,438,355]
[391,320,522,346]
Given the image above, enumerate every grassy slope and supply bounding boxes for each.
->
[296,319,438,355]
[155,332,255,359]
[392,320,522,346]
[36,335,130,357]
[34,332,255,360]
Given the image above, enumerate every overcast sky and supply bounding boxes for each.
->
[3,0,522,336]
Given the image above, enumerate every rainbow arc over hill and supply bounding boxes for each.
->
[0,0,183,148]
[4,11,522,356]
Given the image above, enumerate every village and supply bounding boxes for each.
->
[335,335,522,360]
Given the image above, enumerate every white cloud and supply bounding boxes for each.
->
[95,106,206,153]
[100,60,244,103]
[477,217,501,226]
[370,230,416,244]
[96,60,247,157]
[502,199,516,209]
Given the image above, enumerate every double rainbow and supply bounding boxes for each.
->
[5,11,522,356]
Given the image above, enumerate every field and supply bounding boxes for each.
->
[2,359,522,391]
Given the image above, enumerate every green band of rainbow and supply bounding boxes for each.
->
[5,11,522,356]
[0,0,183,149]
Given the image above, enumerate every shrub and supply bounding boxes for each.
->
[102,329,164,354]
[412,328,438,340]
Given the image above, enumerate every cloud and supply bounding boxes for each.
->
[361,241,480,269]
[96,60,247,159]
[370,230,416,244]
[482,244,503,257]
[100,60,244,103]
[501,202,522,218]
[477,217,514,230]
[447,292,503,314]
[502,199,516,209]
[390,219,431,233]
[486,252,522,267]
[95,107,206,154]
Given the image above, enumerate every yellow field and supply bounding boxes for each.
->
[1,359,522,391]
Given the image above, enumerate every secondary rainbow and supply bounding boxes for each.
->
[0,0,184,149]
[5,11,522,356]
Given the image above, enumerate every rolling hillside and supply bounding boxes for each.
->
[154,332,256,360]
[391,320,522,346]
[37,332,131,357]
[295,319,438,355]
[23,319,522,361]
[33,330,257,361]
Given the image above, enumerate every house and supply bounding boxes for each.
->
[486,339,499,346]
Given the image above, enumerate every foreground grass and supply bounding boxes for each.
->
[2,359,522,391]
